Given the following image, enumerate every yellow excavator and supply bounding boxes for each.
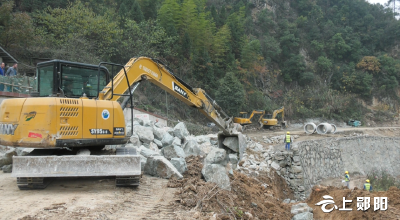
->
[260,106,287,129]
[0,57,242,189]
[233,110,265,130]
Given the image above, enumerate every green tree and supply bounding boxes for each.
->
[282,54,306,83]
[158,0,180,36]
[241,39,262,69]
[326,33,351,60]
[0,1,35,57]
[215,72,245,116]
[261,35,281,63]
[34,1,120,59]
[316,56,333,74]
[113,20,177,63]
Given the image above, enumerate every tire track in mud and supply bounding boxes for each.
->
[19,176,178,220]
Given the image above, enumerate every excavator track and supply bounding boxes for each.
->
[115,147,141,187]
[17,177,52,190]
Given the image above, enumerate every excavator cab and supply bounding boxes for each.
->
[36,60,109,98]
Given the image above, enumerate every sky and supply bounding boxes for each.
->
[366,0,389,5]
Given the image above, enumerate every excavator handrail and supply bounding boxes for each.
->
[98,62,134,136]
[98,57,236,135]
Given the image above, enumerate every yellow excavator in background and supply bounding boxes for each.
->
[233,110,265,130]
[1,57,242,189]
[260,106,287,129]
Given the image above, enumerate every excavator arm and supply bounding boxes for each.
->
[98,57,236,135]
[272,106,284,120]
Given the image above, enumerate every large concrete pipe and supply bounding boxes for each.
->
[304,123,317,134]
[316,123,334,134]
[331,124,337,134]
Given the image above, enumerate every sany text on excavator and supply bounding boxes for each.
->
[0,57,243,189]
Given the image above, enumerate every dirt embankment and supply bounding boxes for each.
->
[308,186,400,220]
[168,156,294,220]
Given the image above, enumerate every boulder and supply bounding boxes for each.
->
[229,154,238,169]
[271,161,281,170]
[139,155,147,171]
[291,166,303,174]
[199,142,216,155]
[15,148,34,156]
[0,149,17,166]
[237,133,247,160]
[161,145,186,159]
[291,203,313,215]
[153,127,167,141]
[148,142,160,154]
[207,134,218,145]
[144,156,183,179]
[133,117,144,126]
[2,164,12,173]
[202,164,231,190]
[143,120,153,127]
[172,137,182,146]
[132,126,154,144]
[195,135,210,145]
[163,127,175,136]
[170,158,187,174]
[139,145,160,158]
[204,148,228,165]
[173,122,190,139]
[182,139,204,157]
[154,121,164,128]
[223,137,239,152]
[153,139,163,148]
[291,212,313,220]
[161,133,174,147]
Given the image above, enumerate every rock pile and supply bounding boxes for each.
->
[291,203,313,220]
[237,136,305,199]
[0,146,33,173]
[262,134,299,144]
[124,118,245,190]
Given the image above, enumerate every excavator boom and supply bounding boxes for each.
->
[99,57,236,135]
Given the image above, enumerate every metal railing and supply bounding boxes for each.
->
[0,75,36,94]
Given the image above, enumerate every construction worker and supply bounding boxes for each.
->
[284,131,292,151]
[364,179,373,192]
[344,171,350,189]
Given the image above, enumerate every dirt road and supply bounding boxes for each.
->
[245,126,400,143]
[0,174,177,220]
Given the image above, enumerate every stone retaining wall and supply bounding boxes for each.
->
[274,136,400,199]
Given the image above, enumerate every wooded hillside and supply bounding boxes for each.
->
[1,0,400,123]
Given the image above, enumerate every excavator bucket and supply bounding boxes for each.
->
[217,132,247,160]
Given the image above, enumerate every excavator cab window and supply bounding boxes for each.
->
[36,60,109,98]
[37,65,54,97]
[264,114,272,119]
[61,65,107,98]
[239,113,249,118]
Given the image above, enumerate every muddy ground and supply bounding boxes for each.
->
[1,126,399,220]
